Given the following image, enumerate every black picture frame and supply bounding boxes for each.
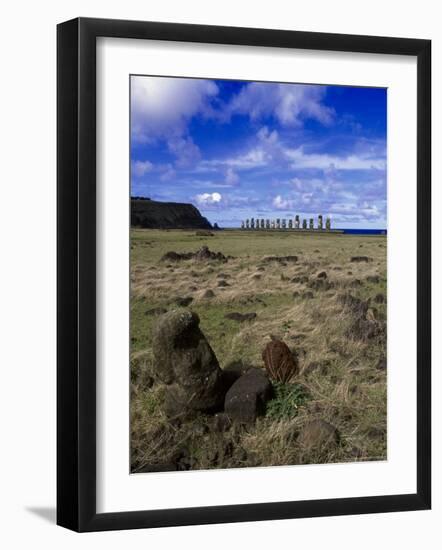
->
[57,17,431,532]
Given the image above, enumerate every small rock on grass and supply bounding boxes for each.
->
[175,296,193,307]
[376,356,387,370]
[374,293,386,304]
[224,312,257,322]
[298,419,340,450]
[145,307,167,316]
[350,256,371,263]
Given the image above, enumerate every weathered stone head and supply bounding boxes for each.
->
[152,309,225,413]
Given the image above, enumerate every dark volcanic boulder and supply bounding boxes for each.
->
[224,368,272,423]
[152,309,225,413]
[131,198,212,229]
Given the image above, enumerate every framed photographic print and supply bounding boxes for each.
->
[57,17,431,532]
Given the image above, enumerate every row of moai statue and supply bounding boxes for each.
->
[240,214,331,230]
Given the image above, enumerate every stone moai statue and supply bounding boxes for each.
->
[309,218,314,230]
[318,214,323,230]
[271,220,276,229]
[246,219,250,229]
[282,219,287,229]
[295,215,300,229]
[241,220,245,229]
[326,217,331,230]
[288,219,293,229]
[302,219,307,230]
[251,217,255,229]
[276,218,281,229]
[266,219,270,229]
[260,218,265,229]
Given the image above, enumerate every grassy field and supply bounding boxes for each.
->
[130,229,387,472]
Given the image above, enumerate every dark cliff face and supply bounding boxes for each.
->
[131,198,212,229]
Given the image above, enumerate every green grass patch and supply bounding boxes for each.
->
[266,382,309,421]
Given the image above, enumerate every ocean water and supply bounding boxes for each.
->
[341,229,387,235]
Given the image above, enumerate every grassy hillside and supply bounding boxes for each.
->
[130,229,387,472]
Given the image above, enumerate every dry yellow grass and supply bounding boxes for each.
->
[130,229,387,472]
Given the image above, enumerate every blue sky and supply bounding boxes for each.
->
[130,76,387,229]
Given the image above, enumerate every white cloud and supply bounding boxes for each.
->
[131,160,153,177]
[159,164,176,182]
[286,147,386,171]
[131,76,218,167]
[273,195,295,209]
[225,83,334,127]
[225,167,239,186]
[131,76,218,142]
[195,192,222,206]
[167,136,201,168]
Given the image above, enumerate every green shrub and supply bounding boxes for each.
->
[266,382,309,420]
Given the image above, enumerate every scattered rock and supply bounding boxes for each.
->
[298,419,340,450]
[211,413,232,432]
[338,293,385,342]
[202,289,215,299]
[303,291,314,299]
[262,338,298,383]
[317,271,327,279]
[152,309,225,413]
[367,426,386,439]
[350,446,364,458]
[224,368,273,423]
[217,280,230,287]
[377,356,387,370]
[308,278,334,291]
[292,275,309,284]
[337,292,368,316]
[161,250,194,262]
[224,312,257,322]
[145,307,167,316]
[175,296,193,307]
[350,256,371,263]
[262,255,298,264]
[366,275,380,283]
[292,291,300,298]
[374,293,386,304]
[256,266,265,272]
[217,272,231,279]
[195,230,214,236]
[161,246,227,263]
[349,278,362,287]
